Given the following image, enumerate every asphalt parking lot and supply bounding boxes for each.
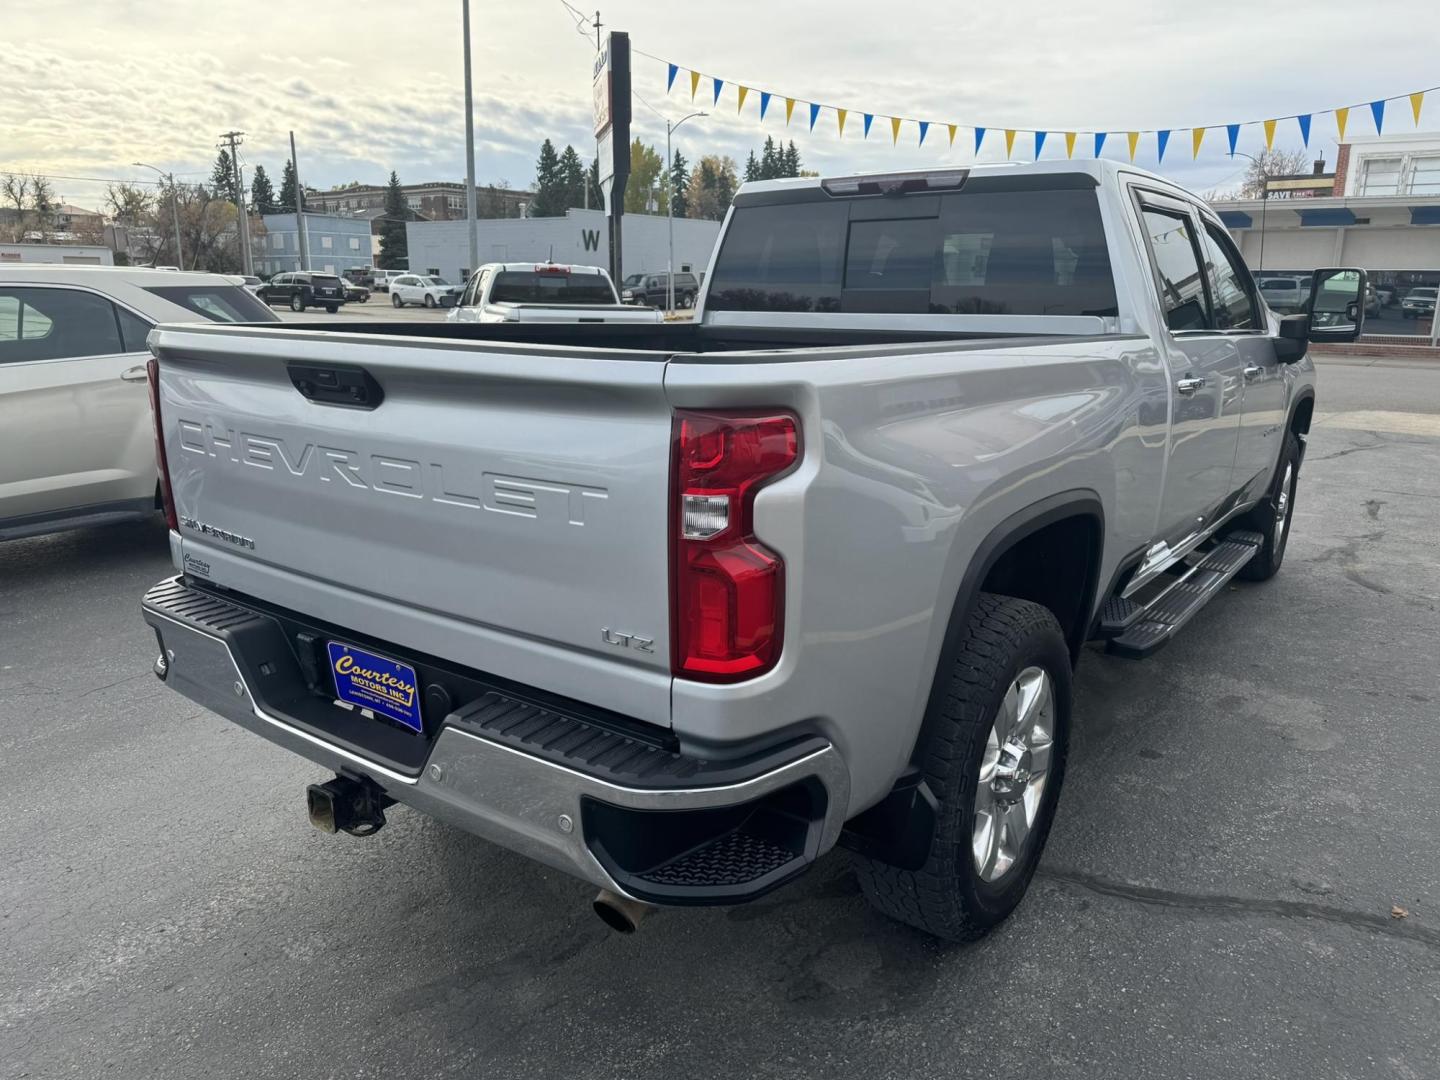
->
[3,355,1438,1080]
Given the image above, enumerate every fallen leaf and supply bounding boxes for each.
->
[1391,905,1409,919]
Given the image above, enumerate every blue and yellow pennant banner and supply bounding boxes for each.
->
[656,55,1435,162]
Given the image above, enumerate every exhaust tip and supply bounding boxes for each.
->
[592,889,654,934]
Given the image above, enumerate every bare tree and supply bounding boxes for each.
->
[1238,149,1313,199]
[29,174,56,233]
[105,181,167,265]
[1,173,28,241]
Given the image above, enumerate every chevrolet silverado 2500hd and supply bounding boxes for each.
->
[140,161,1366,940]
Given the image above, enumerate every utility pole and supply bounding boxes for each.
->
[220,131,253,276]
[462,0,479,277]
[589,9,602,211]
[289,130,310,272]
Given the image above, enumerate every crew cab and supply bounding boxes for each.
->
[140,162,1365,940]
[447,262,662,324]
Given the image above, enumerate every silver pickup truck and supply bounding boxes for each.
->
[141,161,1366,941]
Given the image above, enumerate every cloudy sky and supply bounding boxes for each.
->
[2,0,1434,210]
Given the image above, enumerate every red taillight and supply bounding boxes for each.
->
[671,410,799,682]
[147,358,178,531]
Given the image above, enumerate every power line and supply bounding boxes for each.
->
[0,170,201,187]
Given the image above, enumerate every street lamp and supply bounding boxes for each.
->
[666,111,706,312]
[133,162,182,269]
[1228,151,1271,272]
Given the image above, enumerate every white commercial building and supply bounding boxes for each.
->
[404,209,723,285]
[0,243,114,266]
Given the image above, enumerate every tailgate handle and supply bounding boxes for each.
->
[287,364,384,410]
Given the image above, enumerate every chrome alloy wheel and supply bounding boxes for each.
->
[1275,462,1294,538]
[973,665,1055,882]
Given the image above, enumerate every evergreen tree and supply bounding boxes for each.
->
[532,139,563,216]
[782,140,802,178]
[557,145,586,211]
[210,149,237,203]
[744,151,760,183]
[586,157,603,209]
[277,159,299,212]
[759,136,779,180]
[248,165,276,215]
[669,150,690,218]
[378,170,408,269]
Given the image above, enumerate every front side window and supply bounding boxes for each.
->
[0,287,121,362]
[1198,223,1258,330]
[1140,208,1209,332]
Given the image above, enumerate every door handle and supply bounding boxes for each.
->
[120,365,148,382]
[1243,365,1262,381]
[1175,376,1206,396]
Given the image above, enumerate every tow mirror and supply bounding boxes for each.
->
[1306,267,1367,344]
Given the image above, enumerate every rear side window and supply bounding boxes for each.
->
[0,287,121,362]
[142,285,278,323]
[706,187,1117,316]
[489,272,616,304]
[1139,209,1208,332]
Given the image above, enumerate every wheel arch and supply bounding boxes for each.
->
[1289,389,1315,463]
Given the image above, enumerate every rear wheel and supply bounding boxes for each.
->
[1236,429,1301,582]
[853,593,1071,941]
[289,294,305,312]
[392,293,403,308]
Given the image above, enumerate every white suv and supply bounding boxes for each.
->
[389,274,458,309]
[0,266,276,542]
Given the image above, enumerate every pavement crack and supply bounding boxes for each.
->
[1312,440,1385,461]
[1040,868,1440,949]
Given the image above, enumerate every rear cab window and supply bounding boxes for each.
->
[143,285,278,323]
[489,271,617,305]
[705,179,1118,317]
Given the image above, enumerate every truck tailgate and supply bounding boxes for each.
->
[149,324,674,725]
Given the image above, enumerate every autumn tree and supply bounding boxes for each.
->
[624,139,666,213]
[684,155,739,221]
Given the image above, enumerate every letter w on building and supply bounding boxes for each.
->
[581,229,601,252]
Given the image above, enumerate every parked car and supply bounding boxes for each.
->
[1256,276,1307,314]
[0,265,276,542]
[255,271,347,313]
[1364,284,1380,317]
[1375,285,1396,307]
[1401,286,1437,319]
[228,274,264,297]
[620,270,700,308]
[141,161,1365,941]
[343,280,371,304]
[371,270,405,293]
[389,274,460,308]
[448,263,661,324]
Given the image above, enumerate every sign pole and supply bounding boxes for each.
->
[592,31,630,285]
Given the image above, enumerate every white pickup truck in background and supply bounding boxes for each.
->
[446,262,662,324]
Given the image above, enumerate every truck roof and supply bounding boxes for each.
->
[479,262,612,277]
[735,158,1183,199]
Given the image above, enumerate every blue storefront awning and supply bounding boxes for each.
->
[1297,208,1358,227]
[1410,206,1440,225]
[1217,211,1253,229]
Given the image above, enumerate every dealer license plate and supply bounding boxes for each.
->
[327,641,423,734]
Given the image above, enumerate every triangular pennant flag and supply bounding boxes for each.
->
[689,70,701,100]
[837,108,847,137]
[1263,119,1277,150]
[666,64,678,93]
[1297,114,1311,147]
[759,91,771,120]
[947,123,958,147]
[918,121,930,146]
[785,98,796,125]
[1192,127,1205,159]
[1064,132,1077,158]
[1411,91,1425,125]
[1371,99,1385,133]
[1126,131,1139,161]
[1094,132,1107,157]
[1335,107,1349,141]
[1157,130,1170,161]
[736,86,748,113]
[809,102,821,131]
[1226,123,1240,155]
[891,116,902,144]
[975,127,987,154]
[863,113,874,138]
[1034,131,1047,158]
[1004,129,1016,158]
[712,77,724,106]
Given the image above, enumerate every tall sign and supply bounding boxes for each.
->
[592,31,631,283]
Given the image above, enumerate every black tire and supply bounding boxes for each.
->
[853,593,1071,942]
[289,294,305,312]
[423,294,437,309]
[1235,428,1301,582]
[325,304,339,313]
[392,293,403,308]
